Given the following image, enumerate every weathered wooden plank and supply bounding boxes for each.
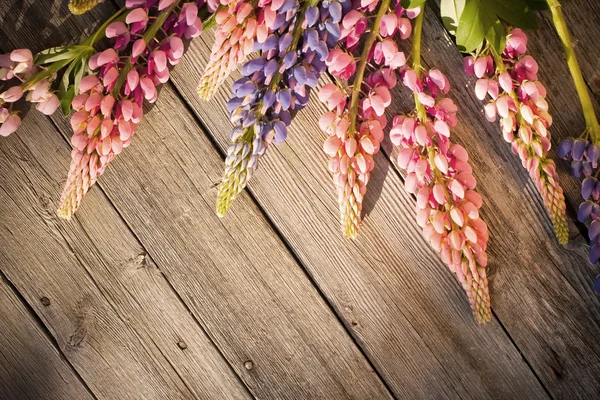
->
[169,32,551,399]
[1,2,395,399]
[0,104,252,399]
[0,276,93,400]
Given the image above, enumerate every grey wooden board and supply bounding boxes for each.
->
[169,8,600,400]
[0,1,395,399]
[0,102,251,399]
[0,277,93,400]
[170,34,549,399]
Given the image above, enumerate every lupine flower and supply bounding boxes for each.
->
[558,137,600,263]
[465,28,569,244]
[197,0,267,99]
[0,49,59,136]
[216,0,349,216]
[57,0,204,218]
[318,0,418,238]
[69,0,103,14]
[393,65,491,323]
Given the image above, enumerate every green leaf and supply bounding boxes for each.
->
[490,0,537,29]
[60,86,75,116]
[400,0,427,8]
[456,0,495,52]
[485,19,506,54]
[73,57,87,96]
[34,46,77,65]
[440,0,466,35]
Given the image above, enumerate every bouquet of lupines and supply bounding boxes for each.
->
[463,28,569,244]
[0,0,209,218]
[4,0,600,323]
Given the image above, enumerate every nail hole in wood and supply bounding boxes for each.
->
[244,360,254,370]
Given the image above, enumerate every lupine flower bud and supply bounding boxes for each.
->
[467,28,569,244]
[69,0,102,14]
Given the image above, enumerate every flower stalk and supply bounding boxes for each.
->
[348,0,391,136]
[547,0,600,143]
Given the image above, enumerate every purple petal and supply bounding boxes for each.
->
[279,110,292,125]
[262,35,279,52]
[325,21,341,39]
[584,162,594,177]
[579,201,593,223]
[278,89,292,110]
[263,90,276,109]
[582,177,596,199]
[283,51,298,69]
[328,2,342,23]
[273,121,287,144]
[279,33,293,52]
[264,59,279,77]
[294,66,307,85]
[587,144,600,168]
[557,137,574,159]
[589,219,600,241]
[305,6,319,27]
[242,59,265,76]
[573,139,588,161]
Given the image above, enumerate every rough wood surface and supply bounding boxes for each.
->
[1,0,600,399]
[0,277,93,400]
[170,35,549,399]
[0,1,395,399]
[0,103,251,399]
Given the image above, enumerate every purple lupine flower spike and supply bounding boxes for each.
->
[216,0,350,216]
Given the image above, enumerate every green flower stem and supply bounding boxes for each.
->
[411,7,426,123]
[348,0,392,136]
[547,0,600,143]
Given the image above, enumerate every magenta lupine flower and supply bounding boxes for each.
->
[393,66,491,323]
[197,0,267,99]
[318,1,418,238]
[465,28,568,244]
[57,0,204,218]
[216,0,349,216]
[0,49,60,136]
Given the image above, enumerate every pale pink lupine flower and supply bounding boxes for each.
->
[394,66,492,323]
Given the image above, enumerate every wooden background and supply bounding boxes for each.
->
[1,0,600,398]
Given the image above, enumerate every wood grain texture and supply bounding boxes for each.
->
[169,34,550,399]
[0,2,394,399]
[0,277,93,400]
[0,104,251,399]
